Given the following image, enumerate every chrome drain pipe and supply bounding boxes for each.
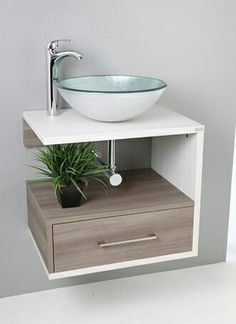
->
[107,140,122,186]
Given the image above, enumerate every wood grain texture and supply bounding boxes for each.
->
[27,186,54,272]
[23,120,42,148]
[27,168,194,274]
[27,168,194,225]
[53,207,193,272]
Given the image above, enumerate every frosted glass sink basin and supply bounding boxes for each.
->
[56,75,167,122]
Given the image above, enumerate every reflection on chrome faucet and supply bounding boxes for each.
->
[46,39,83,116]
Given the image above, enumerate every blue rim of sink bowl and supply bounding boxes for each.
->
[56,75,167,94]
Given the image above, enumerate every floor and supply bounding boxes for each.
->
[0,252,235,324]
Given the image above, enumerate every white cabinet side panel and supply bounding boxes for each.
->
[192,131,204,254]
[151,134,198,200]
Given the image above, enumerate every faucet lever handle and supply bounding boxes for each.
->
[48,39,72,52]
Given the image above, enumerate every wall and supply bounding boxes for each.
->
[227,129,236,260]
[0,0,235,298]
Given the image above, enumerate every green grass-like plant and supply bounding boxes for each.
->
[32,143,109,199]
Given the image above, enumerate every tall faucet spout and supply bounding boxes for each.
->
[55,50,83,60]
[53,51,83,81]
[46,40,83,117]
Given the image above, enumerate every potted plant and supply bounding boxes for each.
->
[32,143,109,208]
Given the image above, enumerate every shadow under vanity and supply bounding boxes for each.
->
[23,105,204,279]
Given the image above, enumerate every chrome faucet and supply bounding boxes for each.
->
[46,39,83,116]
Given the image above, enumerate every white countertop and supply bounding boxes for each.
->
[23,105,204,145]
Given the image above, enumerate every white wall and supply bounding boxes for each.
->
[0,0,236,297]
[227,128,236,260]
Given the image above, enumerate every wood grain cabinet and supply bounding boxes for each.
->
[53,207,193,273]
[24,105,204,279]
[28,169,195,279]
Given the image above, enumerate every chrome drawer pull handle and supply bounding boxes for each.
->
[97,233,157,248]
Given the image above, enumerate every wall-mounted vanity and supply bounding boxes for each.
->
[23,104,204,279]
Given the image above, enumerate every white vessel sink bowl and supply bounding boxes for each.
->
[56,75,167,122]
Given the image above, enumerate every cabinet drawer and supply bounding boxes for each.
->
[53,207,193,272]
